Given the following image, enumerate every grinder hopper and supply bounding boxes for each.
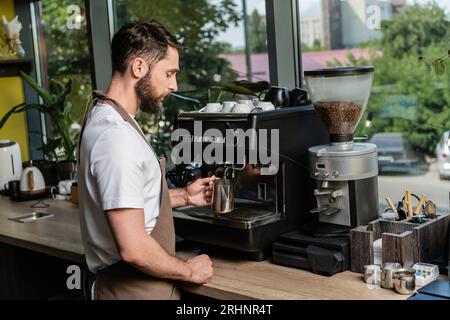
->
[304,67,374,144]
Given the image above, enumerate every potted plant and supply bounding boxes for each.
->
[0,71,78,184]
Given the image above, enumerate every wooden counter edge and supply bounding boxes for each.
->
[180,282,256,300]
[0,234,85,264]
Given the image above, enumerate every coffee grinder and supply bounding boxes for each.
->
[272,67,379,275]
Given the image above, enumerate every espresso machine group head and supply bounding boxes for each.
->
[304,66,379,237]
[171,105,328,260]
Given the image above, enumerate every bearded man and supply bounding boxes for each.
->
[77,20,214,300]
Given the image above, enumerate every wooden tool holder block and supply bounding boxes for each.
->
[350,213,450,274]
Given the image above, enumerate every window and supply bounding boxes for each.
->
[299,0,450,211]
[36,0,92,125]
[113,0,269,159]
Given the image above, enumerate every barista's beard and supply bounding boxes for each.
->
[135,72,163,114]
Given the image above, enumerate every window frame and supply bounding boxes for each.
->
[14,0,46,160]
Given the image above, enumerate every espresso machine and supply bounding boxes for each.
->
[272,67,379,275]
[171,105,328,260]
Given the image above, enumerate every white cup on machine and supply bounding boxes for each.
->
[237,99,253,106]
[258,101,275,111]
[204,103,223,113]
[231,103,252,113]
[221,101,236,113]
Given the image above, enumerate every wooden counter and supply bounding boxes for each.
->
[0,196,84,263]
[0,196,437,300]
[177,250,410,300]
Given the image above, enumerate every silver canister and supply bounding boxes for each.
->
[380,262,402,289]
[393,268,416,295]
[211,174,234,214]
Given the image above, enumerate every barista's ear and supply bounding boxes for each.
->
[131,58,149,79]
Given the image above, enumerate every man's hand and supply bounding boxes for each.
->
[186,176,216,207]
[185,254,214,284]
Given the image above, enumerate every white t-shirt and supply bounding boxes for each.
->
[78,102,161,274]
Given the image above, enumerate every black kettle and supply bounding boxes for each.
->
[259,86,310,107]
[258,86,290,107]
[288,87,309,107]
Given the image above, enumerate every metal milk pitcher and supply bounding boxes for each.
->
[381,262,402,289]
[211,168,234,214]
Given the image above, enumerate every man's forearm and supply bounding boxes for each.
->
[124,234,193,282]
[106,208,196,283]
[169,187,189,208]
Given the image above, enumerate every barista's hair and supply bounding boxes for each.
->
[111,19,183,75]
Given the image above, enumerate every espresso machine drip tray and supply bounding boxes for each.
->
[181,206,274,221]
[174,199,279,229]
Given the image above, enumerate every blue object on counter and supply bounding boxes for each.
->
[407,279,450,300]
[408,293,448,300]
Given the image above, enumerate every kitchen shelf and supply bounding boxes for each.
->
[0,59,32,77]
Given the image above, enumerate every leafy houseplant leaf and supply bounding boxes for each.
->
[1,72,77,161]
[0,103,25,129]
[26,103,50,112]
[62,79,72,101]
[221,83,257,96]
[20,71,54,105]
[39,137,62,160]
[232,80,270,93]
[49,79,65,97]
[0,103,50,129]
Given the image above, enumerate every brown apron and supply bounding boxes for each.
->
[78,90,180,300]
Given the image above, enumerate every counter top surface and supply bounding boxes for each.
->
[0,196,433,300]
[176,250,411,300]
[0,196,84,263]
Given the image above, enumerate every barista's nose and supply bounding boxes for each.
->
[169,78,178,92]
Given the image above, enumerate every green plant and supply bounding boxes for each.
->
[0,71,76,161]
[208,80,270,102]
[419,50,450,75]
